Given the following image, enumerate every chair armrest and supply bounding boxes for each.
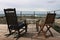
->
[36,19,45,26]
[23,20,28,26]
[36,19,40,22]
[36,19,40,26]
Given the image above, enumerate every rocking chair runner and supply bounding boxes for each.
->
[37,13,56,37]
[4,8,27,37]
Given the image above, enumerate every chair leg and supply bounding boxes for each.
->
[38,25,45,35]
[14,30,20,38]
[45,25,51,33]
[38,28,46,37]
[48,29,53,37]
[38,25,48,37]
[25,24,27,32]
[45,25,53,37]
[24,20,27,32]
[38,24,54,37]
[5,26,12,37]
[36,25,39,32]
[7,25,12,34]
[36,22,39,32]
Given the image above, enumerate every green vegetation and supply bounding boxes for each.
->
[52,25,60,33]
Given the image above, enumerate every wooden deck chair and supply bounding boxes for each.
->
[38,13,56,37]
[4,8,27,38]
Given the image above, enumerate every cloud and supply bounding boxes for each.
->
[0,0,60,11]
[16,8,50,11]
[47,0,56,3]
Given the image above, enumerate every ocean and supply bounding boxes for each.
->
[0,11,60,18]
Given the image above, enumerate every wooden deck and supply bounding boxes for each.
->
[0,24,60,40]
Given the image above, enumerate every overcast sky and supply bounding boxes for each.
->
[0,0,60,11]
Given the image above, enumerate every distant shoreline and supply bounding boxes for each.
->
[0,14,60,18]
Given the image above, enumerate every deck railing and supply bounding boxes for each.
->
[0,11,60,24]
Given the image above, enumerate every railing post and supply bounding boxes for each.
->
[20,11,22,20]
[34,11,35,19]
[54,11,55,13]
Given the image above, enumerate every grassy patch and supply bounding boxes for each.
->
[52,25,60,33]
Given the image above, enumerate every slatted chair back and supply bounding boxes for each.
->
[4,8,17,25]
[45,13,56,24]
